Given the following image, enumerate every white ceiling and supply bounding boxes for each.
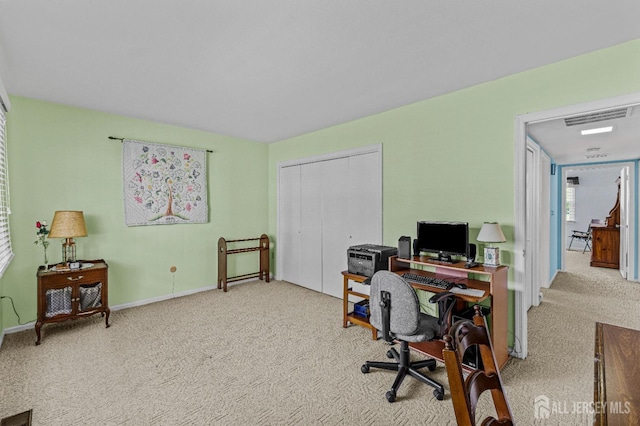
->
[0,1,639,144]
[528,104,640,166]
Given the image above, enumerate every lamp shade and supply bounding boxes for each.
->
[48,211,87,238]
[477,222,506,243]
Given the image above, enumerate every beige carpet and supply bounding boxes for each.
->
[1,251,638,425]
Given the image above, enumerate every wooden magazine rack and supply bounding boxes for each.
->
[217,234,270,292]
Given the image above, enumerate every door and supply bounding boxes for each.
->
[321,157,350,298]
[524,145,535,311]
[299,162,324,292]
[539,152,551,290]
[277,145,383,297]
[619,168,629,278]
[347,152,383,246]
[279,165,301,284]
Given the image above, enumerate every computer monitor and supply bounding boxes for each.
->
[416,221,469,263]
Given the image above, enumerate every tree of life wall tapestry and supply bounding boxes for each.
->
[122,139,208,226]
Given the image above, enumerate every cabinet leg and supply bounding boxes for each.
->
[104,308,111,328]
[35,321,42,346]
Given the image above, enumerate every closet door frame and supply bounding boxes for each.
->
[276,144,383,281]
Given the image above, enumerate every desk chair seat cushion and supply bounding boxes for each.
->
[397,312,440,342]
[369,271,441,342]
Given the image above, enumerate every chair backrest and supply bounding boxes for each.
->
[443,306,514,426]
[369,271,421,338]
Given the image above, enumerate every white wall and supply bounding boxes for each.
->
[565,166,620,250]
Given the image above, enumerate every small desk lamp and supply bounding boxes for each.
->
[48,210,87,267]
[477,222,506,267]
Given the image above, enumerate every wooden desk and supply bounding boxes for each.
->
[590,225,620,269]
[342,255,509,370]
[594,322,640,425]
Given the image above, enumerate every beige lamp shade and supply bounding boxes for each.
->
[48,211,87,238]
[476,222,506,243]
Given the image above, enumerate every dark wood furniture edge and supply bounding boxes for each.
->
[36,259,109,345]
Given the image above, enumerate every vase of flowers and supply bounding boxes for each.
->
[34,220,50,269]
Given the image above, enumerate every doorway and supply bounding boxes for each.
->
[514,91,640,360]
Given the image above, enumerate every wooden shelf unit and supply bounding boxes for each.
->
[217,235,270,292]
[342,255,509,370]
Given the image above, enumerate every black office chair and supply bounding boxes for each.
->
[361,270,457,402]
[568,222,593,253]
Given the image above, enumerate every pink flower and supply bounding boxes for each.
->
[151,157,158,164]
[186,203,192,212]
[134,196,143,204]
[36,221,42,228]
[183,153,191,161]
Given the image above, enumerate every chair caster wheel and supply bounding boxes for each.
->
[361,364,370,374]
[386,350,394,359]
[427,363,436,372]
[386,391,396,402]
[433,389,444,400]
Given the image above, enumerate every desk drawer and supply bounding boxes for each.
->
[41,268,104,286]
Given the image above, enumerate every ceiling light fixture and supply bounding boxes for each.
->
[581,126,613,136]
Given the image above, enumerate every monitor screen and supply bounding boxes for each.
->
[416,221,469,262]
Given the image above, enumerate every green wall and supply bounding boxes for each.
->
[2,39,640,338]
[268,39,640,341]
[0,97,268,330]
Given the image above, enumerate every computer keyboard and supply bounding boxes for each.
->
[401,273,454,290]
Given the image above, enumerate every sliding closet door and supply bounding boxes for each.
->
[321,157,350,298]
[299,162,323,292]
[321,152,382,298]
[277,145,382,298]
[279,165,301,285]
[348,152,382,245]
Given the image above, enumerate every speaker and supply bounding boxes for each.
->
[413,239,420,257]
[467,243,477,262]
[398,236,411,259]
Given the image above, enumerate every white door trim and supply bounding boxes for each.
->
[514,91,640,360]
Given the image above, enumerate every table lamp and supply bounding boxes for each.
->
[48,210,87,267]
[477,222,506,267]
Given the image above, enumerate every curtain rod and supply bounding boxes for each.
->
[108,136,214,153]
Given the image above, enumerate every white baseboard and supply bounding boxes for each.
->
[0,276,268,344]
[545,270,559,288]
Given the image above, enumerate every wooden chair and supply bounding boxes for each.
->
[443,305,513,426]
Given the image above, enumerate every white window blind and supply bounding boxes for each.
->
[0,108,13,277]
[566,185,576,222]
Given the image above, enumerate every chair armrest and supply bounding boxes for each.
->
[429,291,455,303]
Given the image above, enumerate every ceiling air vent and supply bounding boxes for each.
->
[567,176,579,185]
[564,108,630,127]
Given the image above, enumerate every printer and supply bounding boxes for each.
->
[347,244,398,277]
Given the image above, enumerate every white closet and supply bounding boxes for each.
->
[277,145,382,298]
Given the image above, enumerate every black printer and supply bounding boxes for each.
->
[347,244,398,277]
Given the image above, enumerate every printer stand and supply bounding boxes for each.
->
[342,271,378,340]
